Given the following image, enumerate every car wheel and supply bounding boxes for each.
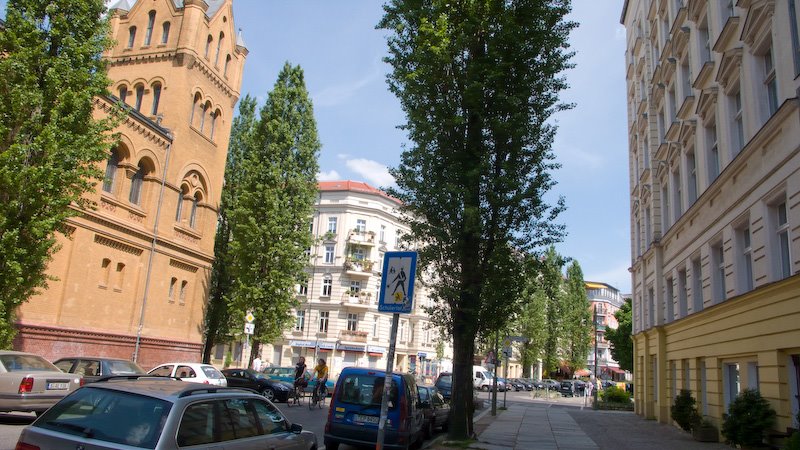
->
[481,385,489,392]
[324,439,340,450]
[261,388,275,401]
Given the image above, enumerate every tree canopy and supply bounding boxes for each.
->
[379,0,575,439]
[226,63,320,352]
[606,296,633,372]
[0,0,115,347]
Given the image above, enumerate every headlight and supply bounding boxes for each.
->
[275,384,290,391]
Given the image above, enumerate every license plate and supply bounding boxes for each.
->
[354,414,378,424]
[47,382,69,390]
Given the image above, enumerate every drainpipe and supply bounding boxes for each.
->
[133,133,173,363]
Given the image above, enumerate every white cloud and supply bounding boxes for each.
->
[312,70,380,108]
[345,158,396,188]
[317,170,341,181]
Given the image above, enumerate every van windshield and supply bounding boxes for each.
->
[337,373,398,409]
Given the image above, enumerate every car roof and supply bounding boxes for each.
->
[339,367,408,377]
[54,357,135,362]
[0,350,41,356]
[152,362,215,367]
[82,378,258,402]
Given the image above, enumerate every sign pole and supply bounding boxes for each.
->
[376,313,399,450]
[503,353,508,409]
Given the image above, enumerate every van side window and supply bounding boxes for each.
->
[475,371,482,379]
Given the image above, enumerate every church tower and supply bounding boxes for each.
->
[14,0,247,367]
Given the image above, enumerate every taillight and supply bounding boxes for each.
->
[79,378,86,387]
[18,377,34,394]
[203,380,210,384]
[15,441,40,450]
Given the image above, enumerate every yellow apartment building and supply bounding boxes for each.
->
[622,0,800,437]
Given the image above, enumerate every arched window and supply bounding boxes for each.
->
[190,92,202,126]
[169,277,177,299]
[204,34,212,58]
[144,11,156,45]
[134,84,144,111]
[180,280,188,302]
[102,149,120,193]
[161,22,170,44]
[129,161,146,205]
[127,26,137,48]
[210,109,221,140]
[151,82,162,115]
[175,185,187,222]
[215,32,224,66]
[101,258,111,286]
[199,101,210,132]
[118,85,127,104]
[224,55,231,77]
[189,192,201,228]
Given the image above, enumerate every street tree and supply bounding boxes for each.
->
[514,261,548,377]
[226,63,320,362]
[202,95,258,363]
[379,0,575,439]
[0,0,115,348]
[538,246,567,375]
[561,260,591,374]
[606,296,633,372]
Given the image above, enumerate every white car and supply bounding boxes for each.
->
[147,362,227,386]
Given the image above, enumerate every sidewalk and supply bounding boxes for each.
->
[461,402,731,450]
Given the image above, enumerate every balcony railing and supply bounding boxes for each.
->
[341,291,373,308]
[344,258,374,275]
[348,230,376,245]
[339,329,368,343]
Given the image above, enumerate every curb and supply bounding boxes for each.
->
[420,407,496,450]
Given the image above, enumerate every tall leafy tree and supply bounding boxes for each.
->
[561,260,591,374]
[537,246,566,375]
[0,0,114,348]
[606,297,633,372]
[514,259,549,377]
[227,63,320,356]
[202,95,258,363]
[379,0,575,439]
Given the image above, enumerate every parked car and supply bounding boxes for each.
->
[15,376,317,450]
[512,378,533,391]
[559,380,577,397]
[53,356,144,383]
[324,367,425,450]
[535,378,560,390]
[417,385,450,438]
[434,372,452,400]
[222,368,293,402]
[496,377,511,392]
[0,350,83,415]
[263,365,335,394]
[148,362,227,386]
[505,378,526,391]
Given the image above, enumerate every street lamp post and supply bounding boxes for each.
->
[593,303,599,407]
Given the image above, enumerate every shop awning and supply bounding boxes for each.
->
[608,367,626,374]
[575,369,592,377]
[337,344,365,352]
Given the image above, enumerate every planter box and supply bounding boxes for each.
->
[692,426,719,442]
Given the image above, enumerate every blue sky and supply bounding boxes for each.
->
[1,0,632,293]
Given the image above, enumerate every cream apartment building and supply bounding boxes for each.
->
[585,282,628,380]
[256,181,453,379]
[622,0,800,435]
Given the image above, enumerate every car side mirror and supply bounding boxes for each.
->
[290,423,303,434]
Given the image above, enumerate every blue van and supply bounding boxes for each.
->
[324,367,424,450]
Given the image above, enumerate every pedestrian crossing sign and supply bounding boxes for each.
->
[378,251,417,313]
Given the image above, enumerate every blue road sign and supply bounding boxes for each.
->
[378,251,417,313]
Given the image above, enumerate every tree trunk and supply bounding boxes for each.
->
[449,312,477,440]
[201,330,216,364]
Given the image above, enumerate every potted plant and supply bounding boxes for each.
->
[671,389,701,432]
[722,389,776,448]
[692,417,719,442]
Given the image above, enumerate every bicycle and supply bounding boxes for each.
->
[289,381,304,407]
[309,380,326,410]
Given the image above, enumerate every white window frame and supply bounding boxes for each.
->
[322,276,332,297]
[356,219,367,233]
[347,313,358,331]
[763,46,779,117]
[327,217,337,233]
[319,311,329,333]
[324,245,335,264]
[295,310,305,331]
[775,201,792,279]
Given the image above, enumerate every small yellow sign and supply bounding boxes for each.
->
[245,312,255,323]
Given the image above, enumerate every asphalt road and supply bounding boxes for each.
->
[0,389,539,450]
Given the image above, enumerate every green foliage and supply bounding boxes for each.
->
[562,261,591,374]
[671,389,701,432]
[606,297,633,372]
[601,385,631,404]
[537,247,567,374]
[379,0,575,439]
[0,0,115,347]
[721,389,776,447]
[515,262,548,376]
[226,63,320,345]
[202,95,259,362]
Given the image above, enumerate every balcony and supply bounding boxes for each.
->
[341,291,373,309]
[339,329,368,343]
[347,230,376,246]
[344,258,374,277]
